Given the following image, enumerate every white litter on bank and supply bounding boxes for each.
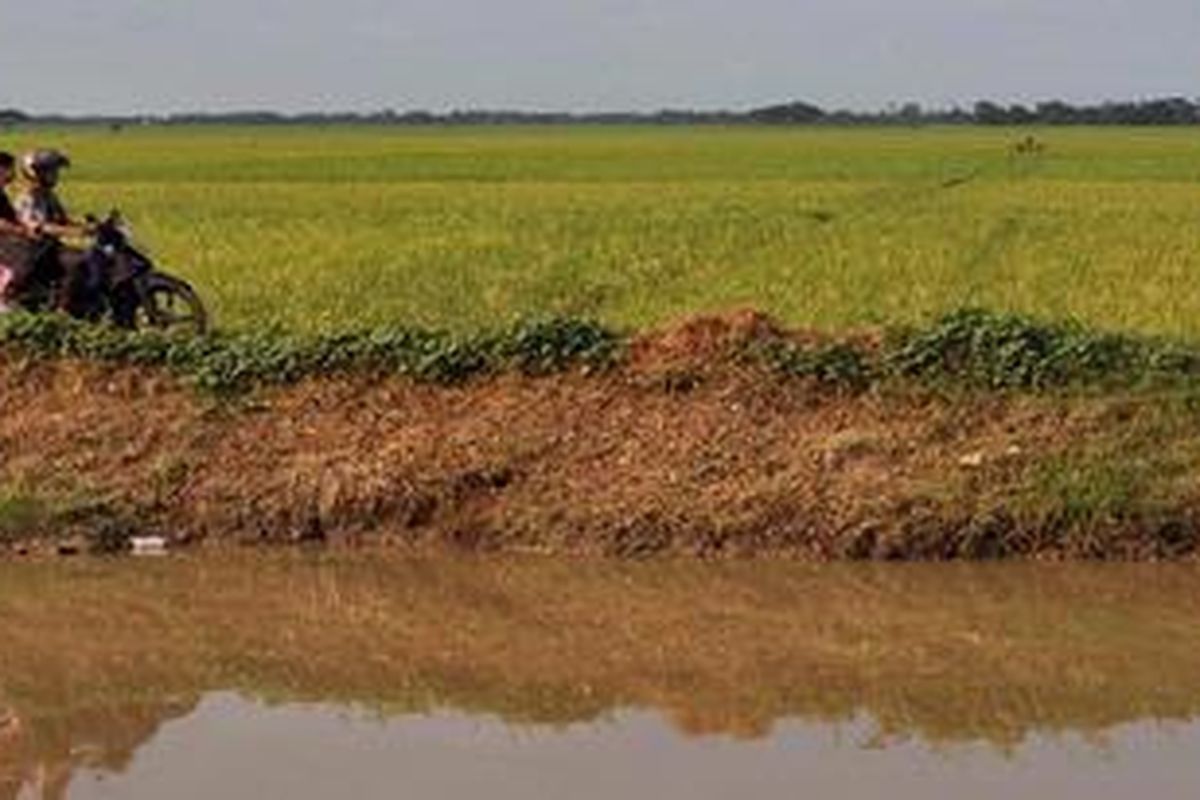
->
[130,536,168,556]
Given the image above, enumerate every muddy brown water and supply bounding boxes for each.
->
[2,553,1199,798]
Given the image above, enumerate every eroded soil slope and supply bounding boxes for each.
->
[2,313,1197,559]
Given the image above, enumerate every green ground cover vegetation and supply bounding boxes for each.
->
[4,306,1200,395]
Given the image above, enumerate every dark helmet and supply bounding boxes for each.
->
[20,149,71,186]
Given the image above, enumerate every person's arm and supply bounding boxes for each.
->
[0,194,33,238]
[0,217,33,238]
[30,220,87,239]
[13,192,82,239]
[38,195,91,239]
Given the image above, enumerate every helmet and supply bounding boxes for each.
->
[19,149,71,186]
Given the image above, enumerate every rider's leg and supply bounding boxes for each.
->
[59,250,106,317]
[0,264,12,311]
[57,261,82,314]
[1,255,41,309]
[0,238,66,311]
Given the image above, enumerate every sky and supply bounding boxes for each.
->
[1,0,1197,114]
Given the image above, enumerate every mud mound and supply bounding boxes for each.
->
[631,308,783,364]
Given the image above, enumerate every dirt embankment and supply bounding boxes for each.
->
[2,311,1198,560]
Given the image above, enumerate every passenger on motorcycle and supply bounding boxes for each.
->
[0,151,39,310]
[0,152,28,237]
[11,149,98,313]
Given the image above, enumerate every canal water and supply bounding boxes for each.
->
[2,554,1198,798]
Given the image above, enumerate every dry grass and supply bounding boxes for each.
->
[4,339,1200,560]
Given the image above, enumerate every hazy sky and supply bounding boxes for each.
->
[2,1,1196,114]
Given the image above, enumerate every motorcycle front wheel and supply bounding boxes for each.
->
[133,272,209,335]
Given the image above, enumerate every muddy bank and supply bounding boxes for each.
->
[2,312,1200,559]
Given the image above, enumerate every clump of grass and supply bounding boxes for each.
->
[0,487,51,544]
[1007,452,1199,559]
[490,316,620,375]
[755,340,874,391]
[0,479,157,554]
[1025,457,1151,528]
[0,485,141,553]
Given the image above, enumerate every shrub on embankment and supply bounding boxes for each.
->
[0,312,619,391]
[3,307,1200,393]
[885,308,1200,389]
[760,308,1200,391]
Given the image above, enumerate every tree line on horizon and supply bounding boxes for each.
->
[2,97,1198,127]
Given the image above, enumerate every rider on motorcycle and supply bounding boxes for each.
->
[14,150,86,237]
[11,149,97,313]
[0,151,41,311]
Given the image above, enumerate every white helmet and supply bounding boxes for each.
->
[20,149,71,187]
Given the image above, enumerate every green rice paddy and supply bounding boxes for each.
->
[5,125,1200,335]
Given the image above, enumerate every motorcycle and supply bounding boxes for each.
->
[3,210,208,335]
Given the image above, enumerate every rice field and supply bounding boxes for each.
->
[5,125,1200,336]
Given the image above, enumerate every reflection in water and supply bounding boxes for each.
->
[2,555,1200,796]
[0,700,195,800]
[64,695,1200,800]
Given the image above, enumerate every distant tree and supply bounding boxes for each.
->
[1035,101,1076,124]
[973,101,1009,125]
[3,96,1197,128]
[746,100,827,124]
[897,102,924,125]
[1006,104,1036,124]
